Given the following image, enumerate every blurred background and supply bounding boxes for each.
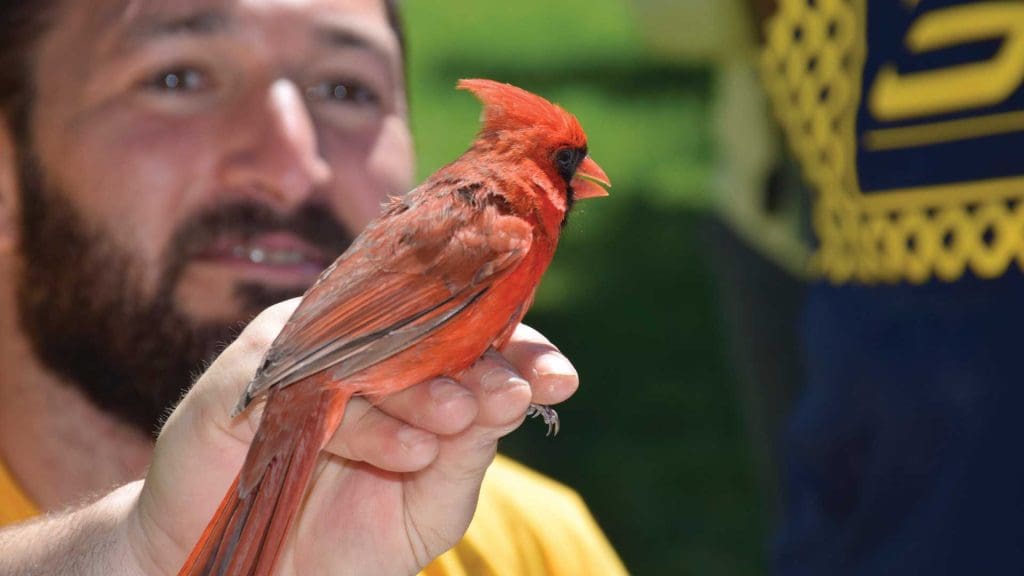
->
[400,1,796,574]
[396,1,1024,573]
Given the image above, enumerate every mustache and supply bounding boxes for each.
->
[170,201,355,260]
[160,201,357,290]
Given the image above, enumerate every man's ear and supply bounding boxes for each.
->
[0,114,19,253]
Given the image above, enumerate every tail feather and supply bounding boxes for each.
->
[177,442,315,576]
[178,386,351,576]
[177,474,247,575]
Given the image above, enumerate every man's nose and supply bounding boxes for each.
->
[220,79,332,211]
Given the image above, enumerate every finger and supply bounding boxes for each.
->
[371,378,478,435]
[455,350,533,434]
[321,396,440,473]
[399,432,500,557]
[499,324,578,406]
[398,364,531,550]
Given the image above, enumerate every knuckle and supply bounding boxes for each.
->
[236,323,278,357]
[234,299,300,354]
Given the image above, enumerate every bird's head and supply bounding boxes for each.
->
[458,79,610,220]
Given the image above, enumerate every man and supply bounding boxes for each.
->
[0,0,626,574]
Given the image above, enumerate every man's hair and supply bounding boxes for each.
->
[0,0,406,137]
[0,3,53,139]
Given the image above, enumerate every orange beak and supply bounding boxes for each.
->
[572,156,611,200]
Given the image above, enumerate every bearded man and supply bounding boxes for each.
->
[0,1,626,574]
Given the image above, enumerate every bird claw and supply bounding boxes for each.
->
[526,403,560,436]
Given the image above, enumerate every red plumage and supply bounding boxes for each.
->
[178,79,610,576]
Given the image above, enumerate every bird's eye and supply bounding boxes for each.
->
[554,148,583,183]
[556,149,576,170]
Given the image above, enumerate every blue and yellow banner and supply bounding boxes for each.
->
[763,0,1024,283]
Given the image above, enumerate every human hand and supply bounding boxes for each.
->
[122,299,578,575]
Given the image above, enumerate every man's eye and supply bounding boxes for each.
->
[306,80,380,106]
[144,68,208,92]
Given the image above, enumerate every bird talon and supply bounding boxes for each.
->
[526,403,560,436]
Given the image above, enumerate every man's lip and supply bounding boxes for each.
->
[193,233,332,270]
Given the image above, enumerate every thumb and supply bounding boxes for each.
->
[131,298,301,572]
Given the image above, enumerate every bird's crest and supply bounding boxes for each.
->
[458,79,586,145]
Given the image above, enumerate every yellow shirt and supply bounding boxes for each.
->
[0,456,36,526]
[0,454,626,575]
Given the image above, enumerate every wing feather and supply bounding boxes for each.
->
[233,187,532,414]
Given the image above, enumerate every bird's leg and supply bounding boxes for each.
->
[526,404,560,436]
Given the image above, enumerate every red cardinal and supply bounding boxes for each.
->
[178,78,610,576]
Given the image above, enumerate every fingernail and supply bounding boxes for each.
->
[534,353,575,377]
[429,378,470,403]
[398,425,433,450]
[482,368,529,393]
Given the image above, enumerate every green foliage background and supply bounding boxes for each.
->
[401,2,767,574]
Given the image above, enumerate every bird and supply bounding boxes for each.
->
[178,78,610,576]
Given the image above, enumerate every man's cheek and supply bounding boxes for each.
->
[65,113,211,230]
[322,126,413,230]
[372,115,415,192]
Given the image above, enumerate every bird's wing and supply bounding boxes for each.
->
[233,187,533,414]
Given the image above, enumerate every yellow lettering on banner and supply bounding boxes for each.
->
[869,4,1024,121]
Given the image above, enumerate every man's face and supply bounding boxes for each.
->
[12,0,413,434]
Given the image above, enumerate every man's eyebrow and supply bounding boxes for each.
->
[126,10,233,41]
[315,23,394,60]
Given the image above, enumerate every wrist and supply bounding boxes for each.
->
[112,480,180,576]
[93,481,149,576]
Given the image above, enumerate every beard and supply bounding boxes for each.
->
[13,148,355,438]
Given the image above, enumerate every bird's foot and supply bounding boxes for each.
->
[526,403,560,436]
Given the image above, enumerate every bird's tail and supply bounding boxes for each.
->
[178,385,351,576]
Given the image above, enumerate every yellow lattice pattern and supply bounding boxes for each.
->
[759,0,1024,284]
